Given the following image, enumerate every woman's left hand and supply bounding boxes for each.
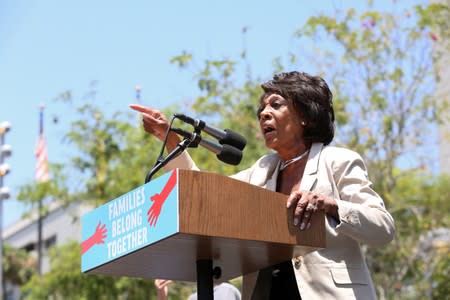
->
[286,190,339,230]
[154,279,172,300]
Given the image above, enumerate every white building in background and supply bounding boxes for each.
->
[2,202,91,300]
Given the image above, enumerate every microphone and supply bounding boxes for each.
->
[174,113,247,150]
[171,127,243,165]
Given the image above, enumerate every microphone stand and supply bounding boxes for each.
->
[144,138,190,183]
[144,131,201,183]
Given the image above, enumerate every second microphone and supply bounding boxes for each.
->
[170,127,243,166]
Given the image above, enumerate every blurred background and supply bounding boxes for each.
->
[0,0,449,299]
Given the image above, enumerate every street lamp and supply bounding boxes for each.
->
[0,121,12,300]
[0,163,10,177]
[0,187,10,200]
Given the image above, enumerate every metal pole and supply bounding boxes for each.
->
[37,106,44,276]
[0,121,11,300]
[196,259,214,300]
[37,200,42,276]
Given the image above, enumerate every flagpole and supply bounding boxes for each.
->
[37,104,44,276]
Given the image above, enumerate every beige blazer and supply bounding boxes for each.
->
[165,143,395,300]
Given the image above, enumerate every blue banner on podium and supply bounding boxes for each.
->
[81,169,179,272]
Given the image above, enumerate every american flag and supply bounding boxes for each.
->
[35,105,49,182]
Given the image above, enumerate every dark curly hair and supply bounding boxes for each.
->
[259,71,335,145]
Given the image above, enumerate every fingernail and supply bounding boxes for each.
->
[307,222,311,229]
[293,218,299,226]
[300,222,305,230]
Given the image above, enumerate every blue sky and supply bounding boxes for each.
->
[0,0,424,227]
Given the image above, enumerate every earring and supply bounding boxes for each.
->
[301,121,306,126]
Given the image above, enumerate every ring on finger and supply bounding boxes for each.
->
[306,203,315,211]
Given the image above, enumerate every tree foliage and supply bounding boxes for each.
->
[21,241,156,300]
[169,53,267,174]
[366,173,450,299]
[2,244,36,285]
[294,3,450,199]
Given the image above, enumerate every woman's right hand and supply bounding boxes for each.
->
[129,104,181,152]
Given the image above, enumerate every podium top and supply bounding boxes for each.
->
[81,169,325,281]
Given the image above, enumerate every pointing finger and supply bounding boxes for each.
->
[129,104,154,114]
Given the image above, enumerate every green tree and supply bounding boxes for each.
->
[21,241,156,300]
[170,52,267,174]
[366,173,450,299]
[294,2,450,199]
[2,243,36,299]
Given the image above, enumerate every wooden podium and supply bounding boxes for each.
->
[81,169,325,298]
